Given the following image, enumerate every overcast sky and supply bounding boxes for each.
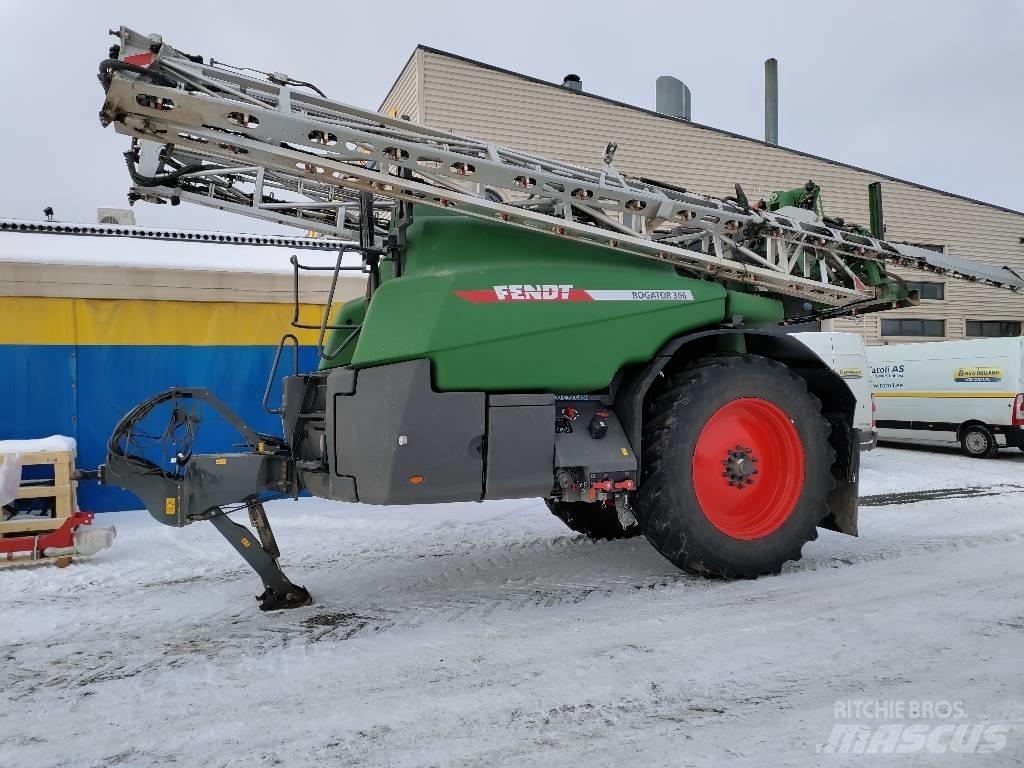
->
[0,0,1020,234]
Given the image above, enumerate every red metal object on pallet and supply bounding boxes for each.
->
[1,443,108,566]
[0,511,94,558]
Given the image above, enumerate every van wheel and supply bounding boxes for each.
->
[636,354,834,578]
[960,425,999,458]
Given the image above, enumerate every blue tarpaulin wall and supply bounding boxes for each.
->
[1,297,325,511]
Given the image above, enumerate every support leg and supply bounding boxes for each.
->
[208,509,311,611]
[247,499,280,559]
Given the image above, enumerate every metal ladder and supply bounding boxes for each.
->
[98,27,1024,310]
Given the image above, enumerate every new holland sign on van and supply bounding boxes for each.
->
[954,367,1003,383]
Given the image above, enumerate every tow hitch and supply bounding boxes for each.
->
[98,388,310,611]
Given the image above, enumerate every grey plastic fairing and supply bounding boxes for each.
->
[554,402,637,477]
[297,469,357,502]
[281,375,306,446]
[281,374,324,446]
[326,365,358,396]
[485,400,555,499]
[328,359,486,504]
[312,360,642,504]
[278,371,351,499]
[489,393,556,406]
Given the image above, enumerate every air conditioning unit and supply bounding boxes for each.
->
[96,207,136,226]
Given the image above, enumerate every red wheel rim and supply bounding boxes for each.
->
[691,397,805,540]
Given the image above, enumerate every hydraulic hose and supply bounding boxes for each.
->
[123,151,207,188]
[98,58,177,89]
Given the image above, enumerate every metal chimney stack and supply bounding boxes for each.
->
[656,76,691,121]
[562,74,582,92]
[764,58,779,145]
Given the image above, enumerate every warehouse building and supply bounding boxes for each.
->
[381,47,1024,345]
[1,224,363,510]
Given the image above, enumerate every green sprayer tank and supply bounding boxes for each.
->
[99,28,1024,610]
[325,209,784,391]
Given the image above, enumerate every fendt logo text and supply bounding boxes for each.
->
[454,285,696,303]
[494,284,573,300]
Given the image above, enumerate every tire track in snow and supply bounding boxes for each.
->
[859,483,1024,507]
[304,519,1024,639]
[790,529,1024,573]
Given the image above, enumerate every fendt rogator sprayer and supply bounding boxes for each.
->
[91,27,1024,609]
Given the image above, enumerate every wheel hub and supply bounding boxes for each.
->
[965,432,987,453]
[691,397,806,540]
[722,444,759,488]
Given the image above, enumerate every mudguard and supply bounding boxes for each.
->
[615,328,860,536]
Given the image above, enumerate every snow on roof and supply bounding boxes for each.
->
[0,219,362,273]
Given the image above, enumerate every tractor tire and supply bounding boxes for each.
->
[960,424,999,459]
[545,499,641,541]
[636,354,834,578]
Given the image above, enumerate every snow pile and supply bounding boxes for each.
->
[71,525,117,557]
[0,435,76,454]
[0,437,77,506]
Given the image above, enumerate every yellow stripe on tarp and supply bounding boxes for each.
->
[874,391,1017,399]
[0,297,332,345]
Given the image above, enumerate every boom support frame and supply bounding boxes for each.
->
[97,27,1024,314]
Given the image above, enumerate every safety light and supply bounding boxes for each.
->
[1012,394,1024,426]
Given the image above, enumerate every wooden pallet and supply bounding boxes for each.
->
[0,447,78,542]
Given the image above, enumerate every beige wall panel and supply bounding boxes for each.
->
[380,50,422,123]
[418,51,1024,345]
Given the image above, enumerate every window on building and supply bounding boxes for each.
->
[903,281,945,300]
[966,320,1022,338]
[880,318,945,337]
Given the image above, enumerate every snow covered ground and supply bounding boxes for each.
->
[2,445,1023,767]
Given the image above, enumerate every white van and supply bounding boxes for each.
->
[792,332,876,451]
[866,337,1024,458]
